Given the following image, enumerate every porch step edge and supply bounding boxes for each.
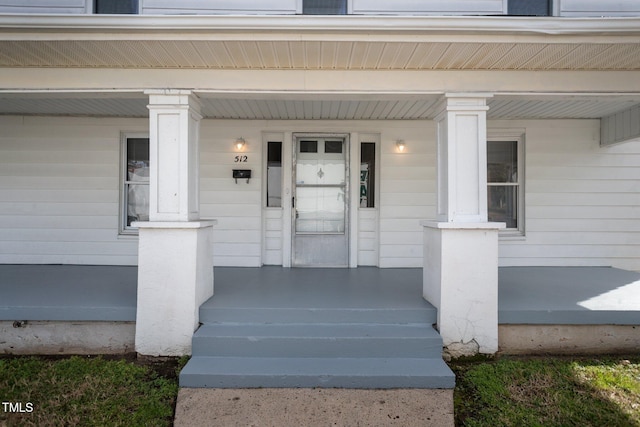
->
[179,356,455,389]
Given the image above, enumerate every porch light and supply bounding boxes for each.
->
[396,140,406,152]
[235,137,246,151]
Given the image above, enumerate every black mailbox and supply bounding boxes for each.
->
[233,169,251,183]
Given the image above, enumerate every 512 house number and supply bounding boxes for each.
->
[234,155,248,163]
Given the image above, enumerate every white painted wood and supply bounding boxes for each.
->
[0,0,87,14]
[558,0,640,17]
[263,208,283,265]
[352,0,506,15]
[358,209,378,266]
[0,116,144,265]
[435,94,491,223]
[142,0,297,15]
[493,119,640,271]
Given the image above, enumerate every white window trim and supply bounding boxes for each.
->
[488,129,525,239]
[119,132,149,236]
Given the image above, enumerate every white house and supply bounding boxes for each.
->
[1,1,640,374]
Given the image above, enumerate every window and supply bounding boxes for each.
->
[487,136,524,235]
[303,0,347,15]
[508,0,550,16]
[360,142,375,208]
[121,135,149,234]
[94,0,138,14]
[266,141,282,208]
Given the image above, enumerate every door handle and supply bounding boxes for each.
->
[292,196,295,208]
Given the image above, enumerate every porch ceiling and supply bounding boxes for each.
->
[1,92,639,121]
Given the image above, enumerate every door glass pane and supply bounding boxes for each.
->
[300,140,317,153]
[325,141,343,154]
[296,187,345,233]
[488,186,518,228]
[297,141,345,185]
[488,141,517,183]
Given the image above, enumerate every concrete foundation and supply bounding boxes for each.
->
[0,321,135,355]
[499,324,640,355]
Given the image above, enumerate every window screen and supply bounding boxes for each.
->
[508,0,550,16]
[95,0,138,14]
[303,0,347,15]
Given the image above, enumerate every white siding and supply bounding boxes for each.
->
[378,122,435,268]
[352,0,506,15]
[200,121,263,267]
[557,0,640,17]
[0,0,86,14]
[0,116,144,265]
[263,208,283,265]
[142,0,297,15]
[496,119,640,271]
[358,209,378,265]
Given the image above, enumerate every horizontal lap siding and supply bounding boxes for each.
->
[352,0,505,15]
[378,123,435,268]
[0,116,144,265]
[142,0,297,14]
[495,120,640,271]
[0,0,85,13]
[263,208,283,265]
[200,121,263,267]
[558,0,640,16]
[358,209,377,265]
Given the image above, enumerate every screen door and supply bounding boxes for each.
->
[292,137,348,267]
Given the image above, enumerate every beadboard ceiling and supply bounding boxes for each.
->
[0,92,638,120]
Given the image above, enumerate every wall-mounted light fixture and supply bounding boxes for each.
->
[396,140,406,153]
[235,137,246,151]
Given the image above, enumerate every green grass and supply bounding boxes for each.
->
[452,356,640,427]
[0,356,180,427]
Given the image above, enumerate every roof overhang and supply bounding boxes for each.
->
[1,15,639,120]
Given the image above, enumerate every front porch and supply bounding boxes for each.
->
[1,264,638,354]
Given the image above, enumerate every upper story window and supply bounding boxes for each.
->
[94,0,138,14]
[303,0,347,15]
[508,0,550,16]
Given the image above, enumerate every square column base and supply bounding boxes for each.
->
[134,221,215,356]
[422,221,504,357]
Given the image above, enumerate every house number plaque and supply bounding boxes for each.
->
[234,155,248,163]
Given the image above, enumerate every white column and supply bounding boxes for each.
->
[135,90,215,356]
[423,93,504,358]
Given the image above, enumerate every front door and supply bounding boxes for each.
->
[292,136,349,267]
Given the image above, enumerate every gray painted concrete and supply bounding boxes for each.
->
[0,265,137,321]
[499,267,640,324]
[1,264,637,325]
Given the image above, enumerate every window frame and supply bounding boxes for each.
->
[119,132,149,236]
[487,130,525,238]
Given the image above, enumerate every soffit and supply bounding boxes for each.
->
[1,92,639,120]
[1,16,640,71]
[2,39,640,70]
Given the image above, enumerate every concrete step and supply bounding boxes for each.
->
[179,356,455,389]
[192,323,444,358]
[199,307,437,325]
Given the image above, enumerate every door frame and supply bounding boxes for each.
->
[290,132,351,267]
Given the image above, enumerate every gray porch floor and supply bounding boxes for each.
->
[0,265,638,325]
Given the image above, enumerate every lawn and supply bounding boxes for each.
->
[0,355,182,427]
[451,356,640,427]
[1,354,638,426]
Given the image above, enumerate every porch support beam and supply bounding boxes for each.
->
[423,93,504,358]
[134,90,214,356]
